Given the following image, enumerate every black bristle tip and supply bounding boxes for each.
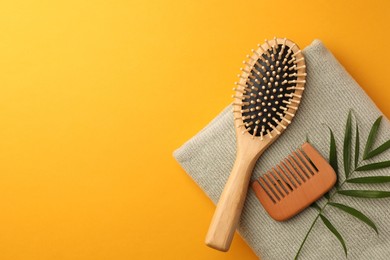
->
[241,44,298,136]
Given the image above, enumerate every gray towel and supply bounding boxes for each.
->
[173,40,390,260]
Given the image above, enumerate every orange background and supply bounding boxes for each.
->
[0,0,389,259]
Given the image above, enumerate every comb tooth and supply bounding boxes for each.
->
[275,165,295,191]
[293,57,304,64]
[288,154,310,180]
[255,61,262,68]
[284,157,305,184]
[245,121,253,127]
[246,54,255,62]
[241,127,251,134]
[288,65,296,71]
[234,81,248,88]
[265,39,272,52]
[252,125,258,139]
[261,175,280,201]
[252,67,263,77]
[278,38,286,59]
[295,150,317,175]
[299,148,318,173]
[257,44,268,57]
[272,37,277,54]
[257,178,276,203]
[240,67,251,74]
[288,57,295,65]
[260,126,264,140]
[267,122,281,135]
[290,93,302,98]
[289,98,300,104]
[288,80,306,84]
[291,49,302,57]
[242,60,252,68]
[251,48,259,57]
[280,161,299,188]
[286,104,298,110]
[232,95,247,100]
[272,117,286,129]
[285,44,296,59]
[265,173,285,198]
[284,111,295,117]
[271,169,289,195]
[280,116,291,124]
[233,87,245,94]
[266,129,273,138]
[292,151,311,176]
[268,171,287,197]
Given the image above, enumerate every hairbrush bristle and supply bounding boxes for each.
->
[233,37,306,138]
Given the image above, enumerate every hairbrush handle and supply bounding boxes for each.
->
[205,151,260,252]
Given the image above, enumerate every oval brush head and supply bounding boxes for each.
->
[233,37,306,139]
[206,37,306,252]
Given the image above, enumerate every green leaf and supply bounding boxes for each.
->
[305,133,310,144]
[310,202,321,211]
[338,190,390,198]
[363,116,382,160]
[320,214,347,257]
[329,202,378,234]
[355,161,390,171]
[355,124,360,168]
[324,192,330,199]
[329,129,339,187]
[366,139,390,160]
[343,111,353,178]
[347,176,390,184]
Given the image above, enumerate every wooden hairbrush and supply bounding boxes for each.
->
[205,37,306,251]
[252,142,337,221]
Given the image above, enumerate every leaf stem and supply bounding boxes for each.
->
[294,214,320,260]
[294,160,362,259]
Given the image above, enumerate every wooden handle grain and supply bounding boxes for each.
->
[205,152,258,251]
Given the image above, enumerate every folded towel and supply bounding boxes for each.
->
[173,40,390,259]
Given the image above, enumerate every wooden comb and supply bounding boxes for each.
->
[252,142,336,221]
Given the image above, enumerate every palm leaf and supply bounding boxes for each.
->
[310,202,321,211]
[343,111,352,178]
[355,161,390,171]
[329,202,378,234]
[365,140,390,160]
[324,192,330,199]
[306,133,310,144]
[347,176,390,184]
[363,116,382,159]
[320,214,347,257]
[338,190,390,198]
[355,124,360,168]
[329,128,339,187]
